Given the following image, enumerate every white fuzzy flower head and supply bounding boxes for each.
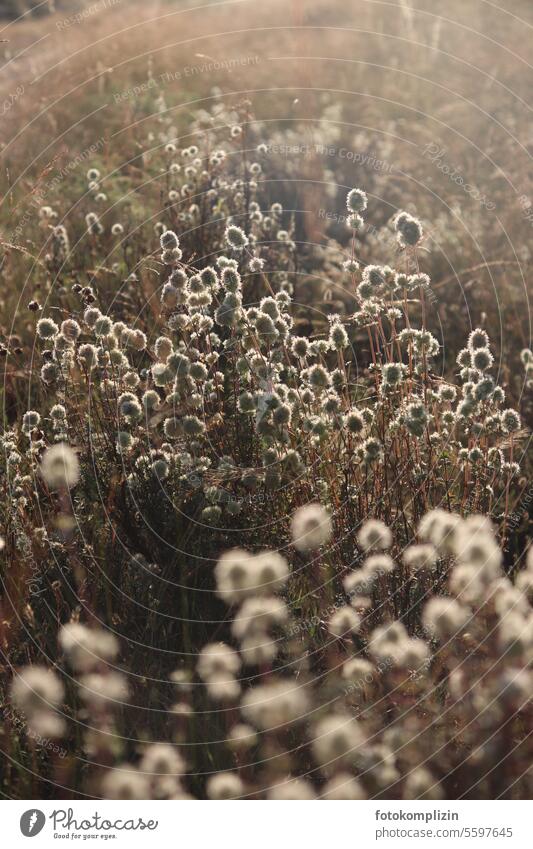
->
[494,585,530,621]
[396,638,430,671]
[231,596,288,640]
[225,224,248,251]
[160,229,180,250]
[11,666,64,716]
[268,777,316,800]
[422,598,470,640]
[40,443,80,490]
[28,709,65,739]
[494,669,532,709]
[206,771,243,800]
[291,503,332,552]
[58,623,118,671]
[60,319,81,341]
[404,767,443,800]
[102,765,149,800]
[502,410,521,433]
[206,677,241,702]
[328,606,361,638]
[369,620,408,662]
[322,772,366,799]
[365,553,395,575]
[214,548,258,604]
[342,657,374,685]
[418,509,461,555]
[346,188,368,214]
[449,563,486,604]
[357,519,392,552]
[395,211,423,247]
[497,610,531,657]
[227,723,258,752]
[197,642,241,682]
[154,336,173,360]
[140,743,185,777]
[241,679,309,730]
[240,633,277,667]
[251,550,290,595]
[343,567,376,598]
[36,317,59,339]
[453,517,502,578]
[78,671,129,708]
[312,713,365,768]
[403,544,437,572]
[516,569,533,603]
[22,410,41,434]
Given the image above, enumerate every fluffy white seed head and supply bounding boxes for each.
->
[11,666,64,716]
[322,772,367,799]
[40,443,80,490]
[102,766,149,800]
[358,519,392,552]
[268,777,316,800]
[312,713,365,768]
[241,679,309,730]
[291,503,332,552]
[403,767,443,800]
[423,598,470,640]
[140,743,185,777]
[328,606,361,637]
[206,771,243,800]
[197,642,241,682]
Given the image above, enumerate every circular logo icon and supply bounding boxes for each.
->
[20,810,46,837]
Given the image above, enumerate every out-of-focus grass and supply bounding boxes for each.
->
[2,0,532,351]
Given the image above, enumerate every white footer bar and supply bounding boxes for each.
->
[4,800,529,847]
